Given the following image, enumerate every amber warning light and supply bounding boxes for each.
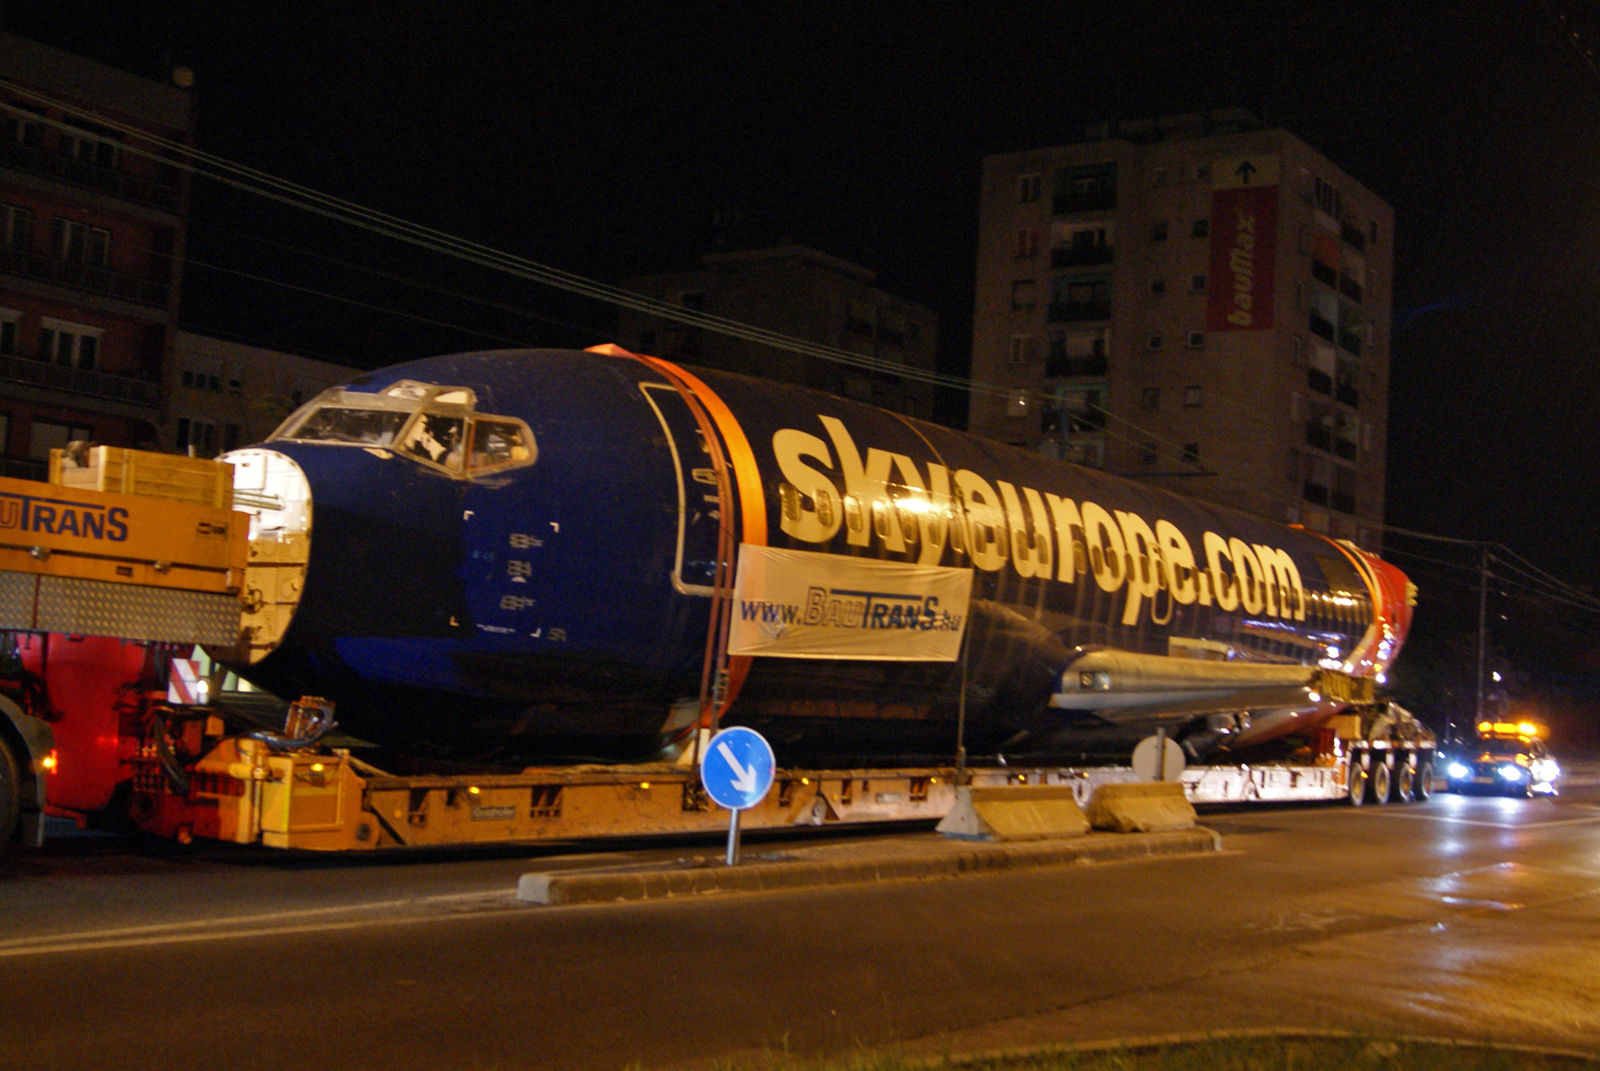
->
[1479,720,1543,739]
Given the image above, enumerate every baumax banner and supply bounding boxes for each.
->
[727,544,973,661]
[1206,153,1280,332]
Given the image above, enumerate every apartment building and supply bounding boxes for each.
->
[970,111,1391,546]
[0,32,192,477]
[621,245,939,420]
[168,331,358,457]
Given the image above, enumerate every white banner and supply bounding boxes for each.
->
[727,544,972,661]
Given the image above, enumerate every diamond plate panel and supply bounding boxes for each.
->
[0,572,39,632]
[33,576,242,645]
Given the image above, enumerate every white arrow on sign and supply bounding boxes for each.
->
[717,740,760,794]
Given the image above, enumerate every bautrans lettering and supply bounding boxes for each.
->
[0,492,128,541]
[804,588,961,632]
[771,418,1307,627]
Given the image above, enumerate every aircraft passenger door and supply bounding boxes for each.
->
[639,383,722,595]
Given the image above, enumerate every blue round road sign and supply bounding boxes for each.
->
[699,727,776,810]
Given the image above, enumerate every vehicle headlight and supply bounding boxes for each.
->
[1498,764,1525,781]
[1447,762,1470,779]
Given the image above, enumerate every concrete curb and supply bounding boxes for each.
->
[518,827,1221,906]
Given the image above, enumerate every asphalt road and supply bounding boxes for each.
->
[4,774,1600,1070]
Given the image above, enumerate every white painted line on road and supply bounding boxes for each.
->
[0,890,520,960]
[1357,810,1600,830]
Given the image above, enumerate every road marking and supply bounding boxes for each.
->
[0,890,519,960]
[1357,809,1600,830]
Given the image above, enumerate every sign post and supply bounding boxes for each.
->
[699,726,776,865]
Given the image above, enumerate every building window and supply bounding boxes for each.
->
[0,204,31,251]
[1017,174,1043,203]
[1015,228,1040,258]
[224,422,241,452]
[1,105,44,149]
[1182,442,1200,464]
[1006,389,1032,419]
[1151,220,1168,241]
[38,318,101,370]
[1008,335,1034,365]
[1191,218,1209,238]
[176,417,219,457]
[1141,387,1160,409]
[1183,385,1202,407]
[29,420,92,461]
[1149,277,1166,295]
[1011,280,1037,311]
[1187,331,1205,349]
[1314,176,1343,218]
[228,377,243,396]
[58,120,121,170]
[1190,274,1207,292]
[1146,333,1163,351]
[0,308,17,356]
[51,218,110,266]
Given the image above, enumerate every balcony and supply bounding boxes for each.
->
[1047,299,1112,323]
[1052,188,1116,215]
[0,351,159,407]
[1307,368,1333,395]
[1335,380,1360,408]
[1311,261,1337,287]
[1046,354,1108,378]
[1050,245,1114,269]
[0,140,182,213]
[1331,490,1356,514]
[0,245,170,308]
[1303,482,1329,506]
[1309,312,1335,342]
[1334,437,1357,461]
[1306,424,1332,452]
[1340,222,1365,251]
[1339,275,1363,303]
[1043,407,1106,434]
[1337,328,1361,356]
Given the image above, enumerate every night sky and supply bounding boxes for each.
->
[10,1,1600,718]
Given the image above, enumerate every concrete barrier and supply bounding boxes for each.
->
[1087,781,1196,833]
[936,784,1090,841]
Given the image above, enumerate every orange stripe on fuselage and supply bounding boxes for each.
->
[585,345,766,548]
[586,346,766,717]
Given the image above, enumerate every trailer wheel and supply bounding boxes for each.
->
[1394,760,1415,803]
[1413,760,1433,801]
[1369,760,1392,806]
[1347,756,1369,807]
[0,736,20,855]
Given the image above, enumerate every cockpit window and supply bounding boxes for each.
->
[468,419,534,472]
[273,380,534,479]
[289,407,410,445]
[401,414,466,471]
